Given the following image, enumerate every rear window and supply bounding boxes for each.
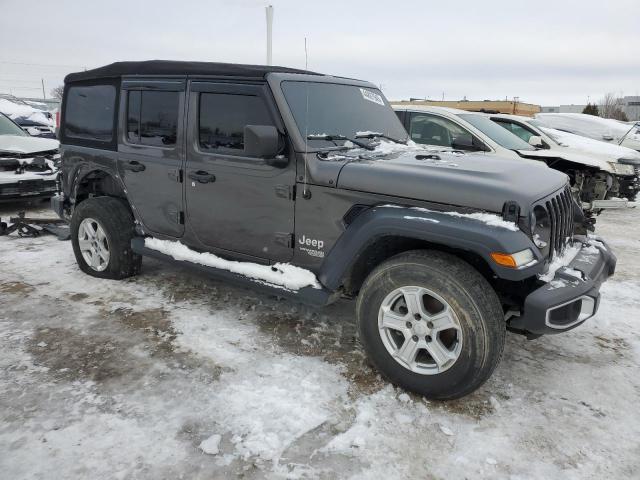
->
[64,85,116,143]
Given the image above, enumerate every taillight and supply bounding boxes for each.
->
[55,110,60,128]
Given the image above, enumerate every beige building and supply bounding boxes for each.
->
[391,99,541,117]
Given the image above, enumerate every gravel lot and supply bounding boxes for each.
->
[1,200,639,479]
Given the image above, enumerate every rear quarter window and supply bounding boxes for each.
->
[63,83,117,148]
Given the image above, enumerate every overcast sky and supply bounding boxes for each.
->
[1,0,638,105]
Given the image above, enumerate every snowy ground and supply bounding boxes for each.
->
[1,200,639,479]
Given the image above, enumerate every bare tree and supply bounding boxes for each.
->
[50,85,64,100]
[598,92,629,121]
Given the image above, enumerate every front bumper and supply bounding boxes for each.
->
[0,178,58,202]
[508,236,616,335]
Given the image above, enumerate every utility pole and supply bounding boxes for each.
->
[265,5,273,66]
[41,78,46,99]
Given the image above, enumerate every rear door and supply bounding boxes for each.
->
[184,81,295,262]
[118,80,185,238]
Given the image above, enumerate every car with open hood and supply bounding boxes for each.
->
[53,61,616,400]
[535,113,640,152]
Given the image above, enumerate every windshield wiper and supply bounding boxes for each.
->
[355,131,405,144]
[307,134,375,151]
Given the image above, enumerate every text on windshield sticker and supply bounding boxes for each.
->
[360,88,385,106]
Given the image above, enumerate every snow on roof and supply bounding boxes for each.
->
[0,98,53,126]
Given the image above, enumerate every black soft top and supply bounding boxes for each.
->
[65,60,319,83]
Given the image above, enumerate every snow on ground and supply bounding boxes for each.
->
[1,201,639,479]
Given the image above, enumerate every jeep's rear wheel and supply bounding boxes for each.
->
[356,250,505,400]
[71,197,142,279]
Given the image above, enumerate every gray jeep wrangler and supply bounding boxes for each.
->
[53,61,616,399]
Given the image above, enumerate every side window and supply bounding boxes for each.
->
[494,120,535,143]
[64,84,116,143]
[409,113,469,147]
[198,93,273,155]
[127,90,179,146]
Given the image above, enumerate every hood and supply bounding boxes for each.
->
[337,147,568,213]
[515,148,615,173]
[0,135,59,155]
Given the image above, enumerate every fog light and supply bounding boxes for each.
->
[491,249,535,268]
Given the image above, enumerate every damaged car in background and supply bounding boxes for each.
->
[0,112,59,201]
[490,114,639,209]
[392,105,639,229]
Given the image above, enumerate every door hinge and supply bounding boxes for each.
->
[178,211,185,225]
[275,232,295,248]
[178,169,184,183]
[275,184,295,200]
[168,168,183,183]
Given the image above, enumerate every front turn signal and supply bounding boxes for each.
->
[491,249,535,269]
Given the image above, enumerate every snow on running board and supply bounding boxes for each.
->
[144,238,321,291]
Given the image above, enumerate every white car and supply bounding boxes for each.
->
[392,105,637,221]
[489,113,639,205]
[534,113,640,152]
[0,112,59,201]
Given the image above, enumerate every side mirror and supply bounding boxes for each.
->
[452,134,485,151]
[451,134,474,150]
[528,135,544,147]
[244,125,286,166]
[26,127,41,136]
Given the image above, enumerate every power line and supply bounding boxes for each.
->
[0,60,85,68]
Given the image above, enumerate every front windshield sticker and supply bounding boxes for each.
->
[360,88,385,106]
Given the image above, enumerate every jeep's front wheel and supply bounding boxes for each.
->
[356,250,505,400]
[71,197,142,279]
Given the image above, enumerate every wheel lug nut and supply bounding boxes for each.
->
[425,335,432,342]
[427,321,434,329]
[414,314,421,321]
[406,321,412,328]
[412,335,419,342]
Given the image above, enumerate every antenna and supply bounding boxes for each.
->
[302,37,311,199]
[265,5,274,65]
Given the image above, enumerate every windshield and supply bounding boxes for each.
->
[281,81,408,150]
[0,113,28,136]
[459,114,534,150]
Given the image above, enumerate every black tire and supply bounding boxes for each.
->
[356,250,505,400]
[70,196,142,279]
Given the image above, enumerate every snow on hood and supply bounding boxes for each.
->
[0,135,59,155]
[337,140,567,214]
[541,127,640,163]
[0,98,53,127]
[535,113,640,148]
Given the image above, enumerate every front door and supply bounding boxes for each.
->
[118,80,185,238]
[184,81,295,262]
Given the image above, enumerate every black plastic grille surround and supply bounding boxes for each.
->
[534,184,574,260]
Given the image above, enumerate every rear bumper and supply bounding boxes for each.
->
[508,236,616,335]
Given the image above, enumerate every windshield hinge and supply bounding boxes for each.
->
[502,201,520,223]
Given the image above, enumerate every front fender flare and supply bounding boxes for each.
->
[318,205,543,290]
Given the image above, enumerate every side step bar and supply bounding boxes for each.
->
[130,237,339,307]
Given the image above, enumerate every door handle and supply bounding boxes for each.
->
[188,170,216,184]
[123,161,146,172]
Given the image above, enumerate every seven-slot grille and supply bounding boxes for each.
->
[544,184,574,259]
